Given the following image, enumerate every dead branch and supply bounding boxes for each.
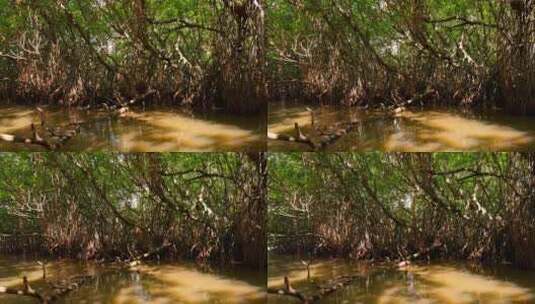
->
[267,276,310,303]
[103,89,157,116]
[0,130,53,149]
[124,240,172,267]
[268,275,363,303]
[398,240,443,267]
[0,277,44,302]
[315,120,360,149]
[0,108,80,150]
[0,270,100,303]
[268,123,316,149]
[44,274,95,303]
[268,119,361,150]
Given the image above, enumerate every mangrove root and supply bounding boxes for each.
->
[267,275,363,303]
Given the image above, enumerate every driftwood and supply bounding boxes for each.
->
[103,89,157,116]
[397,240,443,267]
[0,108,80,150]
[0,277,43,302]
[123,240,172,267]
[269,119,361,150]
[267,275,363,303]
[315,120,360,149]
[269,95,435,150]
[0,89,155,150]
[268,123,316,148]
[268,107,362,150]
[0,272,96,304]
[0,241,171,303]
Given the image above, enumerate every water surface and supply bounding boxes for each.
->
[268,255,535,304]
[0,255,265,303]
[0,105,265,151]
[269,103,535,151]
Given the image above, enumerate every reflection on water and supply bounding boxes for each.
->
[268,103,535,151]
[0,255,266,304]
[0,105,265,151]
[268,256,535,304]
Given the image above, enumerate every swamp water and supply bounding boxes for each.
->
[0,105,265,151]
[268,256,535,304]
[0,255,266,304]
[269,103,535,151]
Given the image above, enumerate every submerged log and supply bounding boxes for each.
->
[398,240,443,267]
[104,89,157,116]
[0,108,80,150]
[0,277,43,302]
[0,267,101,303]
[124,240,172,267]
[268,119,361,150]
[268,123,316,149]
[0,131,52,150]
[268,274,363,303]
[267,276,310,303]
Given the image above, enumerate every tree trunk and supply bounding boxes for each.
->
[499,1,535,115]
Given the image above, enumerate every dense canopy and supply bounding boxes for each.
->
[269,153,535,269]
[267,0,535,114]
[0,0,266,113]
[0,152,266,269]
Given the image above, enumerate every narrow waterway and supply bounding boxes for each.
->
[268,255,535,303]
[269,103,535,151]
[0,105,265,151]
[0,255,266,303]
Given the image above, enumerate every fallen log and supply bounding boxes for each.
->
[268,274,363,303]
[0,268,102,303]
[268,123,316,149]
[103,89,157,116]
[0,108,80,150]
[44,274,96,303]
[315,119,360,149]
[267,276,310,303]
[0,277,44,302]
[397,240,443,268]
[0,129,52,149]
[269,120,361,150]
[123,240,172,267]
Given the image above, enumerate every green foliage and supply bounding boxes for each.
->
[269,152,535,268]
[0,153,266,268]
[0,0,266,113]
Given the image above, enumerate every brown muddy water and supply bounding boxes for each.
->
[0,105,265,151]
[268,255,535,304]
[268,103,535,151]
[0,255,266,304]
